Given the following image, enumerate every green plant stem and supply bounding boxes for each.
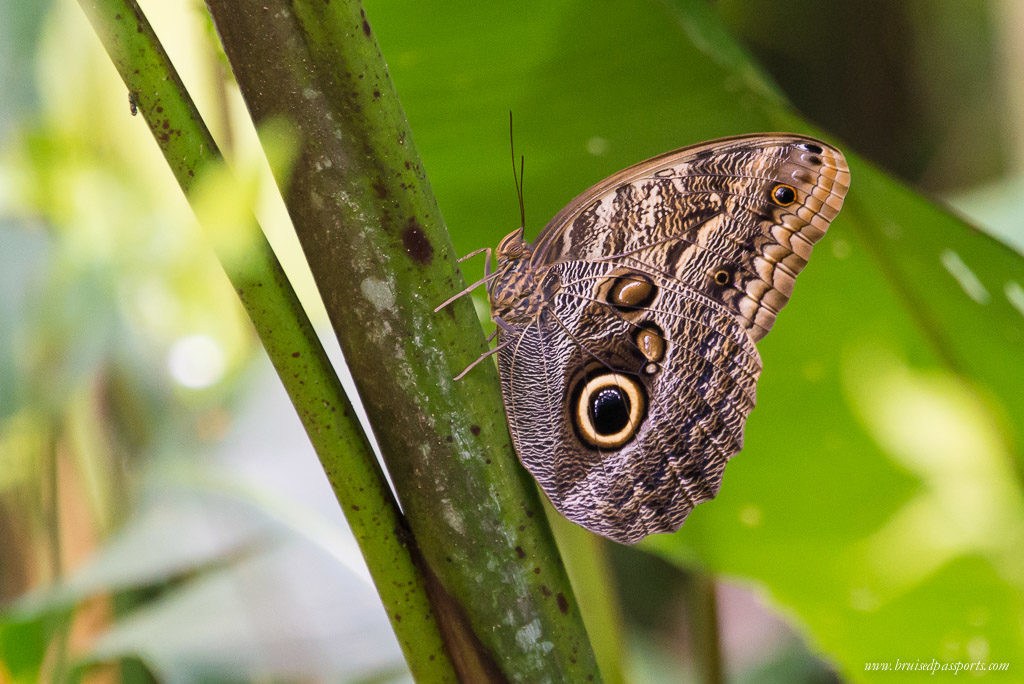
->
[546,505,627,684]
[43,422,70,683]
[687,572,723,684]
[74,1,455,680]
[202,0,601,680]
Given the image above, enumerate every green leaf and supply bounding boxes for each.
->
[363,0,1024,679]
[0,616,51,683]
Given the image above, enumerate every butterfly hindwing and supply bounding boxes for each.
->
[498,258,761,543]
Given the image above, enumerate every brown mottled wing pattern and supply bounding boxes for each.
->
[497,134,849,544]
[533,134,849,341]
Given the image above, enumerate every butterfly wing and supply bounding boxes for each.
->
[532,134,850,341]
[498,134,849,543]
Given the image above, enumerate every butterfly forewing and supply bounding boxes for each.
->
[532,134,850,341]
[486,134,849,544]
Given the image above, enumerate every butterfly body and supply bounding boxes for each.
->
[479,134,849,544]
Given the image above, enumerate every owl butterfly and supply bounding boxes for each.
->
[445,134,849,544]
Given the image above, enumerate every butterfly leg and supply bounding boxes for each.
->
[462,245,495,289]
[457,245,492,265]
[452,337,513,381]
[491,315,518,334]
[450,316,520,380]
[433,247,500,312]
[433,271,503,313]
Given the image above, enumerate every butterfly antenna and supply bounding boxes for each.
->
[510,111,526,228]
[519,155,526,228]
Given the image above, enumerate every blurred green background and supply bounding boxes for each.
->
[1,0,1023,682]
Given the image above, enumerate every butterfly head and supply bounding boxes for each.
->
[489,226,552,327]
[495,226,529,262]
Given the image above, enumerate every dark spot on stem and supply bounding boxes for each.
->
[394,522,414,546]
[362,19,371,36]
[515,546,525,559]
[402,218,434,264]
[470,424,481,436]
[556,593,568,614]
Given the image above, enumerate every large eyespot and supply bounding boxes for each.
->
[771,184,797,206]
[713,269,731,286]
[574,373,646,449]
[608,273,656,311]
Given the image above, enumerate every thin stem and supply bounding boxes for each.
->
[201,0,601,679]
[43,422,70,683]
[75,1,455,680]
[688,572,724,684]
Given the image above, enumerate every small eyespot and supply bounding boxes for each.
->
[607,273,656,311]
[771,184,797,206]
[713,269,731,286]
[635,323,666,363]
[797,142,823,154]
[573,373,646,449]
